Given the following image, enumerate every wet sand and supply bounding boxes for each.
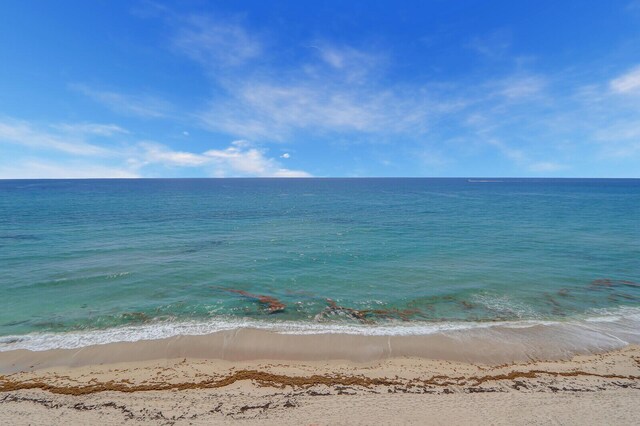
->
[1,338,639,424]
[3,317,640,375]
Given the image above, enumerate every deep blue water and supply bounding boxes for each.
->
[0,178,639,348]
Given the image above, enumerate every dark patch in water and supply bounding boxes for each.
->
[460,301,474,310]
[1,319,30,327]
[224,289,286,313]
[315,299,420,323]
[32,321,67,330]
[607,293,639,302]
[619,293,638,301]
[544,293,562,308]
[589,278,640,305]
[590,278,639,289]
[315,299,371,323]
[184,240,224,253]
[329,217,360,225]
[120,312,150,323]
[0,234,40,241]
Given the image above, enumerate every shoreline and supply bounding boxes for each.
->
[3,310,639,424]
[1,344,639,424]
[2,314,640,374]
[4,305,639,355]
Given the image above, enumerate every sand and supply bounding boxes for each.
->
[1,343,639,425]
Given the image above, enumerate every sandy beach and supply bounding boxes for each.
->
[1,341,639,425]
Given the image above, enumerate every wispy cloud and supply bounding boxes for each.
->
[53,123,129,136]
[138,140,311,177]
[486,139,526,163]
[528,161,567,172]
[479,137,569,174]
[8,9,634,177]
[311,42,385,83]
[138,142,211,167]
[0,161,139,179]
[163,14,637,176]
[71,84,173,118]
[197,80,460,140]
[203,140,310,177]
[0,118,114,156]
[467,29,512,59]
[171,16,262,68]
[0,116,311,178]
[493,75,547,100]
[154,16,465,141]
[610,65,640,94]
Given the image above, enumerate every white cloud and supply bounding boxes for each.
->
[594,121,640,141]
[495,75,547,100]
[486,139,525,162]
[138,142,210,166]
[164,18,465,141]
[0,117,311,178]
[197,79,461,140]
[8,13,638,177]
[71,84,172,118]
[0,160,139,179]
[311,43,384,83]
[53,123,129,136]
[0,118,113,156]
[136,140,310,177]
[484,139,568,174]
[610,65,640,94]
[528,161,567,172]
[172,16,262,68]
[202,141,310,177]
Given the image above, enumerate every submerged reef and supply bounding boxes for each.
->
[225,289,286,314]
[314,299,420,324]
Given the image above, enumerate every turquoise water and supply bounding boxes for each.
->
[1,178,639,349]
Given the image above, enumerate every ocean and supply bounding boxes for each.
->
[1,178,639,352]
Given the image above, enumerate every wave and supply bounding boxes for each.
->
[1,306,640,353]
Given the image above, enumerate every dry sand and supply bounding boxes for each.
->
[1,344,639,425]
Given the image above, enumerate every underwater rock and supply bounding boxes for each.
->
[315,299,420,323]
[121,312,150,322]
[590,278,639,289]
[460,301,474,310]
[315,299,371,323]
[226,289,286,313]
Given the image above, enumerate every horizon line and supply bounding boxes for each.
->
[1,177,639,180]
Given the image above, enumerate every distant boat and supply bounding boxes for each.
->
[467,179,503,183]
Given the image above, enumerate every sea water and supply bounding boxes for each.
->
[1,178,638,351]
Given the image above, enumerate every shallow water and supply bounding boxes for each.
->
[0,178,638,351]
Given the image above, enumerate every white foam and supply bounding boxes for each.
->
[1,307,639,352]
[471,294,539,319]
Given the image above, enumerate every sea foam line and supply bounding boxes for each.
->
[1,307,639,352]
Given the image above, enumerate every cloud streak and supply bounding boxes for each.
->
[171,16,262,68]
[71,84,173,118]
[610,66,640,94]
[0,118,113,156]
[138,140,310,177]
[0,117,311,178]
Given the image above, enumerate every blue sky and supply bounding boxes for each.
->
[1,0,640,178]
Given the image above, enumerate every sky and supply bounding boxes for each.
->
[1,0,640,178]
